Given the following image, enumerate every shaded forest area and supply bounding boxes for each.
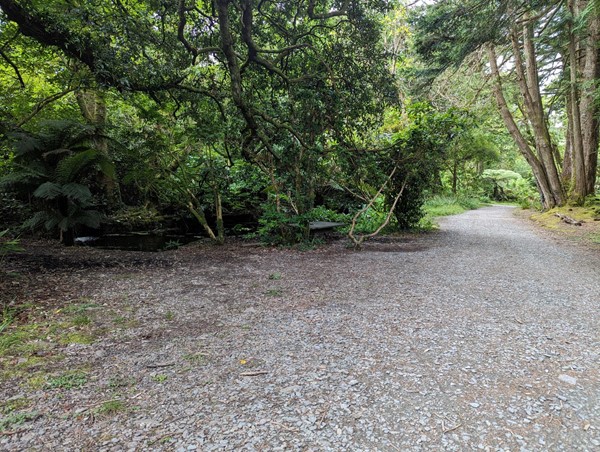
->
[1,0,599,250]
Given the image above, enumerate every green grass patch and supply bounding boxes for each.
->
[0,397,31,414]
[183,352,209,365]
[94,400,126,416]
[59,332,95,345]
[0,411,38,431]
[62,300,100,314]
[419,194,483,229]
[152,374,168,383]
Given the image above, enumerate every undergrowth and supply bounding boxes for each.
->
[419,194,484,229]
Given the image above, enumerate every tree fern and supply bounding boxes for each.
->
[33,182,63,200]
[61,183,93,205]
[6,120,116,243]
[55,149,101,184]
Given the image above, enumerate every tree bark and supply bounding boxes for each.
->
[579,2,600,194]
[519,24,565,205]
[487,44,556,208]
[76,89,122,209]
[567,1,588,203]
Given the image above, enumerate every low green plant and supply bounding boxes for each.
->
[256,201,347,245]
[183,352,209,365]
[62,301,100,314]
[347,196,393,234]
[163,240,181,250]
[265,288,282,297]
[71,314,91,326]
[59,332,95,345]
[0,229,22,259]
[47,371,88,389]
[94,400,126,416]
[418,194,483,229]
[0,307,17,335]
[152,374,168,383]
[268,272,282,280]
[0,411,38,430]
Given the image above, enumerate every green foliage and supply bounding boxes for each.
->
[0,411,39,431]
[0,229,22,257]
[388,103,469,229]
[47,371,88,389]
[255,201,348,245]
[0,121,113,243]
[482,169,538,205]
[256,201,309,246]
[351,196,396,234]
[94,400,126,416]
[419,194,483,229]
[152,374,168,383]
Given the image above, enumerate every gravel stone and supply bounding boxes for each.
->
[1,206,599,450]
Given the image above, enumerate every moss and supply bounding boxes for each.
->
[26,373,47,390]
[59,332,95,345]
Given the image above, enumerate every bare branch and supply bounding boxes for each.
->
[0,47,25,88]
[16,87,77,127]
[308,0,350,19]
[177,0,221,61]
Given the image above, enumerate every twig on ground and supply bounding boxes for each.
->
[148,432,181,446]
[146,362,176,369]
[443,422,462,434]
[554,213,583,226]
[271,420,299,432]
[0,428,29,436]
[239,370,268,376]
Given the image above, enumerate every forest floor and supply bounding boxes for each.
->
[1,205,599,451]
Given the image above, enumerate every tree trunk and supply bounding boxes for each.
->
[511,25,565,205]
[563,99,573,184]
[215,190,224,245]
[451,161,458,194]
[76,89,121,209]
[567,1,588,203]
[579,3,600,194]
[487,44,556,208]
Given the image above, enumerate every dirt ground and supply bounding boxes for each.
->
[1,206,599,451]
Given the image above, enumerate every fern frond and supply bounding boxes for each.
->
[42,148,72,159]
[97,156,116,180]
[61,183,93,205]
[11,132,44,157]
[33,182,62,200]
[55,149,99,184]
[0,165,47,188]
[22,211,50,230]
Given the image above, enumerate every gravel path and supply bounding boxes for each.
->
[2,205,599,451]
